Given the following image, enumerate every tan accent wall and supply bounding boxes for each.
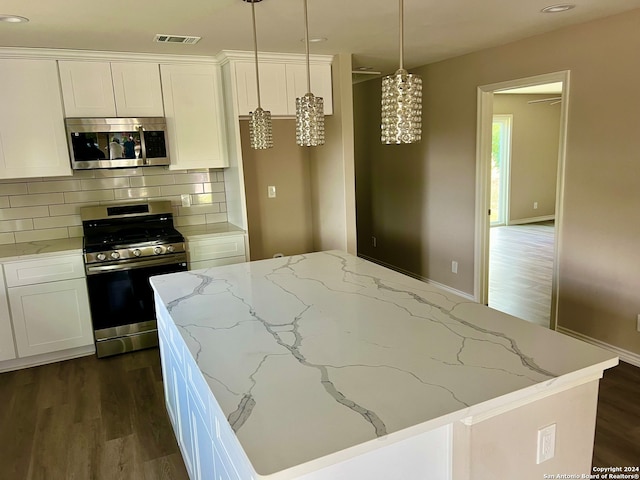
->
[242,54,357,261]
[493,94,561,223]
[240,120,313,261]
[354,8,640,354]
[309,53,357,254]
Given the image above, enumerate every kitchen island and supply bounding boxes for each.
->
[150,251,617,480]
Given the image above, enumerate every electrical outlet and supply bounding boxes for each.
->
[537,424,556,464]
[451,261,458,274]
[180,194,191,207]
[533,201,538,209]
[372,236,377,247]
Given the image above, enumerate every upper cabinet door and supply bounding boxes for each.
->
[285,63,333,115]
[111,62,164,117]
[160,64,228,170]
[0,58,72,179]
[234,61,289,116]
[59,61,117,117]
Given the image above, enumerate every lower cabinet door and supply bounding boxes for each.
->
[0,268,16,361]
[189,390,216,480]
[8,278,93,357]
[159,336,179,431]
[174,356,195,478]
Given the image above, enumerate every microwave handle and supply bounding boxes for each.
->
[138,125,148,166]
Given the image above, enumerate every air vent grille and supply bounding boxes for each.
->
[154,34,201,45]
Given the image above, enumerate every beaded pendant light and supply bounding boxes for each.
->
[381,0,422,144]
[244,0,273,149]
[295,0,325,147]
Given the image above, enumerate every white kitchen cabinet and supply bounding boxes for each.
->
[285,63,333,115]
[186,234,246,270]
[0,58,72,179]
[5,254,93,358]
[0,269,16,362]
[234,61,289,116]
[59,60,164,117]
[230,55,333,116]
[160,64,228,170]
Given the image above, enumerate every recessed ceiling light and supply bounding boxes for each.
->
[541,4,575,13]
[0,14,29,23]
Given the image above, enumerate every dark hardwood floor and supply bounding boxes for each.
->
[489,222,555,327]
[592,360,640,468]
[0,348,188,480]
[1,350,637,478]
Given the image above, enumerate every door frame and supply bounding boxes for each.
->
[473,70,570,330]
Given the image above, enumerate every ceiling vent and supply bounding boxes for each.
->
[154,34,201,45]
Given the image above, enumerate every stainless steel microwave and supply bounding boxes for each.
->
[66,117,170,170]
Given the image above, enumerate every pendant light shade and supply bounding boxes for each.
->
[381,0,422,144]
[244,0,273,149]
[295,0,325,147]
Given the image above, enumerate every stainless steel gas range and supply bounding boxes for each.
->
[81,201,187,358]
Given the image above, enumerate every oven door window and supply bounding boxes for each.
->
[86,262,186,332]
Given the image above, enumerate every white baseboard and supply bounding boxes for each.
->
[508,215,555,225]
[556,326,640,368]
[0,344,96,373]
[357,254,476,302]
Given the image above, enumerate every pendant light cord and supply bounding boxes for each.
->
[251,0,262,108]
[399,0,404,70]
[303,0,311,93]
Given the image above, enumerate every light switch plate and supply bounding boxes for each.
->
[268,186,276,198]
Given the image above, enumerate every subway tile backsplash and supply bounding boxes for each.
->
[0,167,227,245]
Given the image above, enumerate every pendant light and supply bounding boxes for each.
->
[295,0,325,147]
[381,0,422,144]
[244,0,273,149]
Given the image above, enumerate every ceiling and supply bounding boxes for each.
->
[1,0,640,74]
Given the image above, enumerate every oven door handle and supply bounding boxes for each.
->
[86,255,187,275]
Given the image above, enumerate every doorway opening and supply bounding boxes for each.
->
[474,71,570,330]
[491,115,512,226]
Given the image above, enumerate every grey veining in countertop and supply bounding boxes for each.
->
[150,250,617,476]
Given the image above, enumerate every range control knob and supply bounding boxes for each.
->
[110,251,120,260]
[153,246,163,255]
[96,253,106,261]
[167,245,175,253]
[132,249,142,257]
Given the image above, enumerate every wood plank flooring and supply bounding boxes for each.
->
[0,348,188,480]
[489,222,555,327]
[1,349,637,478]
[592,361,640,468]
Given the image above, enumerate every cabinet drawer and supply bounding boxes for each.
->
[187,235,246,264]
[4,254,85,287]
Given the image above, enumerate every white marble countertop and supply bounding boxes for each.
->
[176,222,245,240]
[150,251,617,477]
[0,237,83,262]
[0,223,244,263]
